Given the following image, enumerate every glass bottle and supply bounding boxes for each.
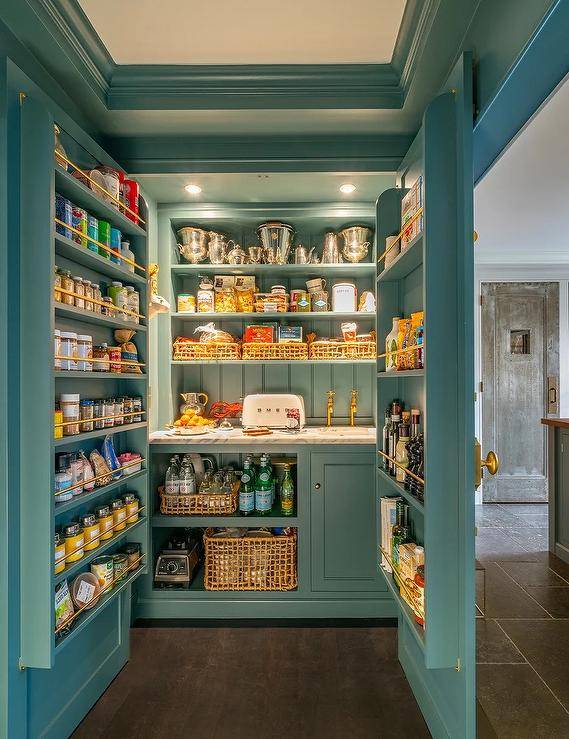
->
[165,456,180,495]
[382,407,391,471]
[385,317,400,372]
[395,413,411,484]
[255,457,273,515]
[388,399,402,476]
[178,461,196,495]
[391,501,409,569]
[279,464,294,516]
[410,408,421,438]
[239,460,255,516]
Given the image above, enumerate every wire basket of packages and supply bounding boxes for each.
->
[159,482,239,516]
[242,342,308,361]
[172,324,241,361]
[204,528,297,591]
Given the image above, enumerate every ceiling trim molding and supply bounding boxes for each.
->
[392,0,440,95]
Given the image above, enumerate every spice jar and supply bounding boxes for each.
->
[93,344,110,372]
[92,283,102,314]
[60,269,74,306]
[111,498,127,531]
[108,281,128,320]
[95,505,113,541]
[93,400,105,429]
[132,397,143,422]
[108,346,121,373]
[77,334,93,371]
[54,267,62,302]
[197,278,215,313]
[126,286,140,323]
[73,276,85,310]
[124,543,141,568]
[54,452,73,503]
[80,399,94,432]
[112,553,128,582]
[101,297,115,317]
[103,398,115,428]
[54,329,62,370]
[69,451,84,496]
[122,396,133,424]
[83,279,94,311]
[113,397,124,424]
[60,331,78,371]
[64,522,84,563]
[124,493,139,524]
[54,402,63,440]
[81,513,100,552]
[60,393,80,436]
[54,531,66,574]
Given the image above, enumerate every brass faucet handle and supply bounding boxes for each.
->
[350,389,358,402]
[327,390,335,400]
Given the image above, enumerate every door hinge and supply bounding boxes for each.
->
[18,658,25,671]
[18,91,26,106]
[455,658,461,672]
[479,294,484,306]
[479,381,483,393]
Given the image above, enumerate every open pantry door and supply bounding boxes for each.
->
[375,54,475,738]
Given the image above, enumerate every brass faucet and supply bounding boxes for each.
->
[349,389,358,426]
[326,390,335,427]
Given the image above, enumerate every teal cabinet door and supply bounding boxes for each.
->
[311,451,381,592]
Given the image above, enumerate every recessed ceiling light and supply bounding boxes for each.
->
[185,184,202,195]
[340,183,356,194]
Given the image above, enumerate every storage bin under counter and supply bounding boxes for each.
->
[542,418,569,563]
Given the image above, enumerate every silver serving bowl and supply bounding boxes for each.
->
[339,226,373,263]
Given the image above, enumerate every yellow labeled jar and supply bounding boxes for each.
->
[81,513,101,551]
[54,531,66,574]
[111,498,127,532]
[95,505,114,541]
[124,493,139,524]
[63,522,84,563]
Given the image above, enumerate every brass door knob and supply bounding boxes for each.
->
[314,483,321,490]
[474,439,500,488]
[481,450,499,476]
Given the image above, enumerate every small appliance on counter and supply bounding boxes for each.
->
[242,393,305,429]
[154,531,202,589]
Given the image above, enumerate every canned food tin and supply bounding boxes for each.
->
[110,227,122,265]
[98,220,110,258]
[91,555,114,589]
[295,291,311,312]
[55,194,72,239]
[112,553,128,582]
[124,543,141,567]
[71,206,88,248]
[108,346,122,373]
[87,215,99,253]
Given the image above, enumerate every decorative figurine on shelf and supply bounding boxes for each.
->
[148,263,170,318]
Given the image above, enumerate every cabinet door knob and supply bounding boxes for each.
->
[314,483,321,490]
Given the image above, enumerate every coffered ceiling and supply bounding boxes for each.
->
[78,0,406,65]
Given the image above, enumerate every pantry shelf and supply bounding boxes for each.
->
[376,234,423,283]
[54,233,147,286]
[54,421,147,447]
[54,469,148,516]
[170,311,376,320]
[379,563,425,651]
[55,167,146,238]
[377,369,425,379]
[377,468,424,513]
[54,516,146,586]
[171,359,376,366]
[54,303,147,332]
[171,263,376,277]
[152,513,299,527]
[151,566,298,598]
[54,562,146,655]
[54,370,148,380]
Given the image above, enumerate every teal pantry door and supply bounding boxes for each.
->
[376,54,475,738]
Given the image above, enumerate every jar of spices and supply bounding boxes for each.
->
[54,329,62,370]
[112,553,128,582]
[93,400,105,429]
[124,543,141,568]
[124,493,139,524]
[73,276,85,310]
[122,396,133,424]
[80,399,94,432]
[54,452,73,503]
[54,531,66,574]
[69,451,84,496]
[101,297,115,317]
[54,402,63,440]
[103,398,115,428]
[111,498,127,531]
[83,279,94,311]
[113,397,124,425]
[64,522,84,563]
[93,344,110,372]
[60,269,75,306]
[81,513,101,552]
[60,331,78,371]
[108,346,122,373]
[95,505,113,541]
[197,278,215,313]
[108,281,128,320]
[54,267,62,302]
[77,334,93,371]
[126,286,140,324]
[132,396,143,423]
[92,283,102,314]
[60,393,80,436]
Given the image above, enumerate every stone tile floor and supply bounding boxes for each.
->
[476,503,569,738]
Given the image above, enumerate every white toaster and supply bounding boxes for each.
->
[242,394,305,428]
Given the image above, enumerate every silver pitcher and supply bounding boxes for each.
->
[227,244,247,264]
[208,232,234,265]
[177,226,208,264]
[294,245,316,264]
[339,226,372,263]
[257,222,294,264]
[321,232,341,263]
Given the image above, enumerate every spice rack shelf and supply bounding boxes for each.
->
[377,369,425,379]
[171,359,377,366]
[54,303,147,332]
[54,167,146,238]
[376,468,424,513]
[53,370,147,380]
[171,311,375,320]
[152,513,299,527]
[379,563,425,650]
[376,233,423,283]
[55,469,148,516]
[54,563,146,655]
[54,516,146,586]
[54,233,147,286]
[54,421,147,447]
[171,263,376,276]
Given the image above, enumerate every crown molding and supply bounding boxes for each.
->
[392,0,441,96]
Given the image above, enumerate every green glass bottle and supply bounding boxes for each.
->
[255,456,273,515]
[279,464,294,516]
[239,460,255,516]
[391,500,409,569]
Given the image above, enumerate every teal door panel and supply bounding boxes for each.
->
[311,451,383,592]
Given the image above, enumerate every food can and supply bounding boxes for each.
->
[295,291,311,312]
[87,215,99,253]
[98,220,110,258]
[95,505,113,540]
[124,543,141,567]
[79,399,94,432]
[112,553,128,582]
[63,522,84,563]
[91,555,114,589]
[177,294,196,313]
[110,227,122,265]
[55,194,72,239]
[123,179,140,223]
[111,498,127,531]
[54,531,66,574]
[71,206,88,248]
[80,513,100,551]
[311,290,329,312]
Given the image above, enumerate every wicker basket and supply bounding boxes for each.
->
[204,528,297,591]
[172,341,241,361]
[242,342,308,361]
[309,340,376,360]
[159,483,239,516]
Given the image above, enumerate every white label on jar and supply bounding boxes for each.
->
[86,527,98,541]
[101,518,112,533]
[115,509,126,522]
[76,580,96,605]
[55,547,65,565]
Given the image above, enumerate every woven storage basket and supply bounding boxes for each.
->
[172,341,241,361]
[308,340,376,360]
[242,342,308,361]
[159,483,239,516]
[204,528,297,591]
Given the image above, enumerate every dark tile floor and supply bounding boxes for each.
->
[72,625,430,739]
[476,503,569,738]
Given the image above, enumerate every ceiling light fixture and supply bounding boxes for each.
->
[340,183,356,194]
[185,184,202,195]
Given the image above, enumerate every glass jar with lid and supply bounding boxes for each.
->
[92,283,103,314]
[124,493,139,523]
[54,267,62,302]
[64,522,84,563]
[197,277,215,313]
[93,344,109,372]
[83,279,94,311]
[73,276,85,310]
[54,531,66,574]
[81,513,100,551]
[111,498,127,531]
[60,269,75,306]
[95,505,113,540]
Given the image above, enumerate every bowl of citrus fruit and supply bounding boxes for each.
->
[169,409,216,435]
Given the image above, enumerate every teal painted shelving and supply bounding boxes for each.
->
[54,469,148,516]
[55,167,146,237]
[54,303,147,332]
[152,513,299,527]
[377,469,424,513]
[377,369,425,379]
[171,263,376,276]
[54,369,147,380]
[379,564,425,651]
[171,311,375,320]
[376,233,423,283]
[171,359,376,366]
[54,421,147,447]
[54,232,147,285]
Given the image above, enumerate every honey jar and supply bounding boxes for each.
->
[81,513,101,551]
[111,498,127,532]
[124,493,139,524]
[63,522,84,563]
[54,531,66,574]
[95,505,113,541]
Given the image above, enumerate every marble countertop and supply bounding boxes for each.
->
[149,426,376,445]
